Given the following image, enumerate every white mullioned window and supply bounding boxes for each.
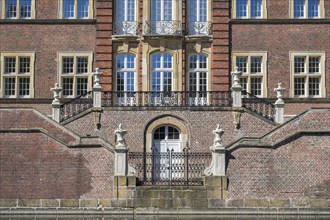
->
[0,52,35,98]
[233,52,267,97]
[232,0,266,19]
[291,0,324,18]
[59,0,93,19]
[58,52,93,98]
[115,53,136,106]
[1,0,35,19]
[290,52,325,98]
[151,53,173,92]
[114,0,137,35]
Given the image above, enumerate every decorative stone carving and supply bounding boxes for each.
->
[93,68,103,88]
[50,83,62,104]
[274,83,286,124]
[114,123,127,148]
[92,68,103,108]
[204,125,226,176]
[231,66,243,87]
[231,66,243,108]
[93,111,102,130]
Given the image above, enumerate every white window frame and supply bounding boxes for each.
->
[290,0,325,19]
[232,0,267,19]
[57,52,93,98]
[188,53,209,92]
[1,0,35,19]
[152,0,173,21]
[290,52,325,98]
[114,0,137,35]
[58,0,93,19]
[151,53,173,92]
[232,52,268,98]
[0,52,35,98]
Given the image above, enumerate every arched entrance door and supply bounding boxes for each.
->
[152,125,182,182]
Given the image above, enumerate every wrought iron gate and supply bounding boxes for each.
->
[128,149,212,186]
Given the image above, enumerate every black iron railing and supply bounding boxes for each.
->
[60,91,93,122]
[102,91,231,107]
[144,20,182,35]
[187,21,212,36]
[128,149,212,186]
[113,21,139,36]
[242,91,275,121]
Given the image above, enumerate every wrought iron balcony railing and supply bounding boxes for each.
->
[113,21,139,36]
[102,91,231,108]
[143,20,182,36]
[186,21,212,36]
[242,91,275,121]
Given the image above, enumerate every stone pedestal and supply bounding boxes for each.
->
[275,100,285,124]
[231,86,242,108]
[93,86,102,108]
[52,102,61,123]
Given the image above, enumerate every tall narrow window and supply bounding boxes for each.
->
[233,52,267,97]
[1,53,35,98]
[293,0,322,18]
[4,0,34,19]
[116,54,136,106]
[61,0,92,19]
[114,0,137,35]
[233,0,265,19]
[291,53,325,97]
[188,54,208,105]
[58,53,92,98]
[151,53,173,93]
[188,0,210,36]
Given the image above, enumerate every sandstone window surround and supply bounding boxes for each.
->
[0,0,35,19]
[232,52,268,98]
[57,52,93,98]
[0,52,35,98]
[290,0,324,19]
[58,0,93,19]
[151,52,174,92]
[290,52,325,98]
[231,0,267,19]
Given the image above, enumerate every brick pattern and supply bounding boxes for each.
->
[64,110,275,152]
[0,133,114,199]
[285,102,330,115]
[227,135,330,199]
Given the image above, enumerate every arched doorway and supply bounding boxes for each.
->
[153,125,181,153]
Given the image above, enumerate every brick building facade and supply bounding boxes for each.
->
[0,0,329,212]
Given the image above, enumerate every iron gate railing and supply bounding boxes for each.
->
[128,149,212,186]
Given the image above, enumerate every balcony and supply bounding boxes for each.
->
[143,20,182,36]
[186,21,212,36]
[113,21,139,36]
[102,91,231,108]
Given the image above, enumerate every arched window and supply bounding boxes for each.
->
[116,54,136,105]
[153,126,180,140]
[151,53,173,92]
[188,54,208,105]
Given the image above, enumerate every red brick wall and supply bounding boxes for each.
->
[232,24,330,98]
[0,132,114,199]
[227,134,330,199]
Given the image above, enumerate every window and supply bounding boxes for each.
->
[233,52,267,97]
[232,0,266,19]
[188,54,208,105]
[0,53,35,98]
[151,53,173,92]
[1,0,35,19]
[59,0,93,19]
[188,0,210,35]
[291,0,324,18]
[290,52,325,98]
[115,54,136,106]
[114,0,137,35]
[58,53,93,98]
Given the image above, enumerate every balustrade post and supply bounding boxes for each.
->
[114,124,129,176]
[231,66,243,108]
[92,68,103,108]
[51,83,62,123]
[274,83,285,124]
[204,125,226,176]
